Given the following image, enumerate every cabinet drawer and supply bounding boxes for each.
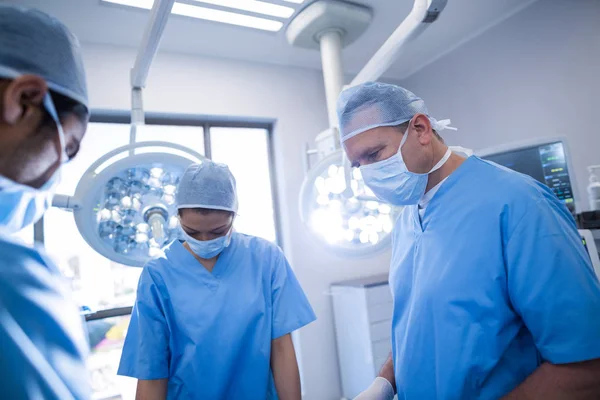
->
[368,301,393,323]
[370,320,391,342]
[366,284,392,306]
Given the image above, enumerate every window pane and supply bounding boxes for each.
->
[135,124,204,158]
[87,315,136,400]
[209,127,277,242]
[45,207,142,310]
[44,122,140,311]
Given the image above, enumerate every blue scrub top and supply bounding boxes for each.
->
[390,156,600,399]
[118,233,316,399]
[0,234,90,399]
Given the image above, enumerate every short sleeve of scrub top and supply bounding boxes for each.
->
[271,249,316,339]
[505,194,600,364]
[0,236,91,400]
[118,267,170,380]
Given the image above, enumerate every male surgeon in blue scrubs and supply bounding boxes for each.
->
[339,83,600,400]
[0,5,91,399]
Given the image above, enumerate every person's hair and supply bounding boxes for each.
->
[178,208,234,217]
[396,121,444,143]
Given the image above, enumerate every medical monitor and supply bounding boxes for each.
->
[478,139,576,214]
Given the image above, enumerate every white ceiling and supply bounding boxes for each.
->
[2,0,538,80]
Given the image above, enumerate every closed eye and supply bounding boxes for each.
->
[367,150,381,162]
[180,224,198,236]
[66,142,80,162]
[211,223,232,235]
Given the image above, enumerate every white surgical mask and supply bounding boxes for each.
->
[0,93,66,234]
[360,122,452,206]
[181,228,233,259]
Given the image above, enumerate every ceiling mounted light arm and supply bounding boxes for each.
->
[350,0,448,86]
[318,28,355,198]
[319,29,345,130]
[131,0,175,89]
[128,0,175,153]
[130,88,144,155]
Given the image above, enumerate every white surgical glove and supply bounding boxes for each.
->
[353,377,395,400]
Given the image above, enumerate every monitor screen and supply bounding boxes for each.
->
[482,142,575,213]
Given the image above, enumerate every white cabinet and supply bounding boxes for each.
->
[331,275,393,399]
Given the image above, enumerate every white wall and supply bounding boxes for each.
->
[401,0,600,209]
[83,44,391,399]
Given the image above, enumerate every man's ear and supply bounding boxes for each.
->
[2,74,48,125]
[412,113,433,145]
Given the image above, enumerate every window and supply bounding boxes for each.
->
[210,127,278,242]
[38,114,278,398]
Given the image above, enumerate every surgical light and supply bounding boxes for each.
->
[300,149,401,256]
[54,141,205,267]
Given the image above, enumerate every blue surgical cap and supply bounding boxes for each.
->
[0,5,88,107]
[176,161,239,213]
[337,82,454,143]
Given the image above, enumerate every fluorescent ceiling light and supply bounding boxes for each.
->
[191,0,294,19]
[282,0,304,3]
[103,0,153,8]
[102,0,284,31]
[173,3,283,30]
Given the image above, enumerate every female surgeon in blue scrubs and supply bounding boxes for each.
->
[118,160,316,399]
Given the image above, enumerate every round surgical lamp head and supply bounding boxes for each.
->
[70,141,206,267]
[300,149,402,256]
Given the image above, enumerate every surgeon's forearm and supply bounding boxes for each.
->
[378,355,397,393]
[271,334,301,400]
[502,359,600,400]
[136,379,168,400]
